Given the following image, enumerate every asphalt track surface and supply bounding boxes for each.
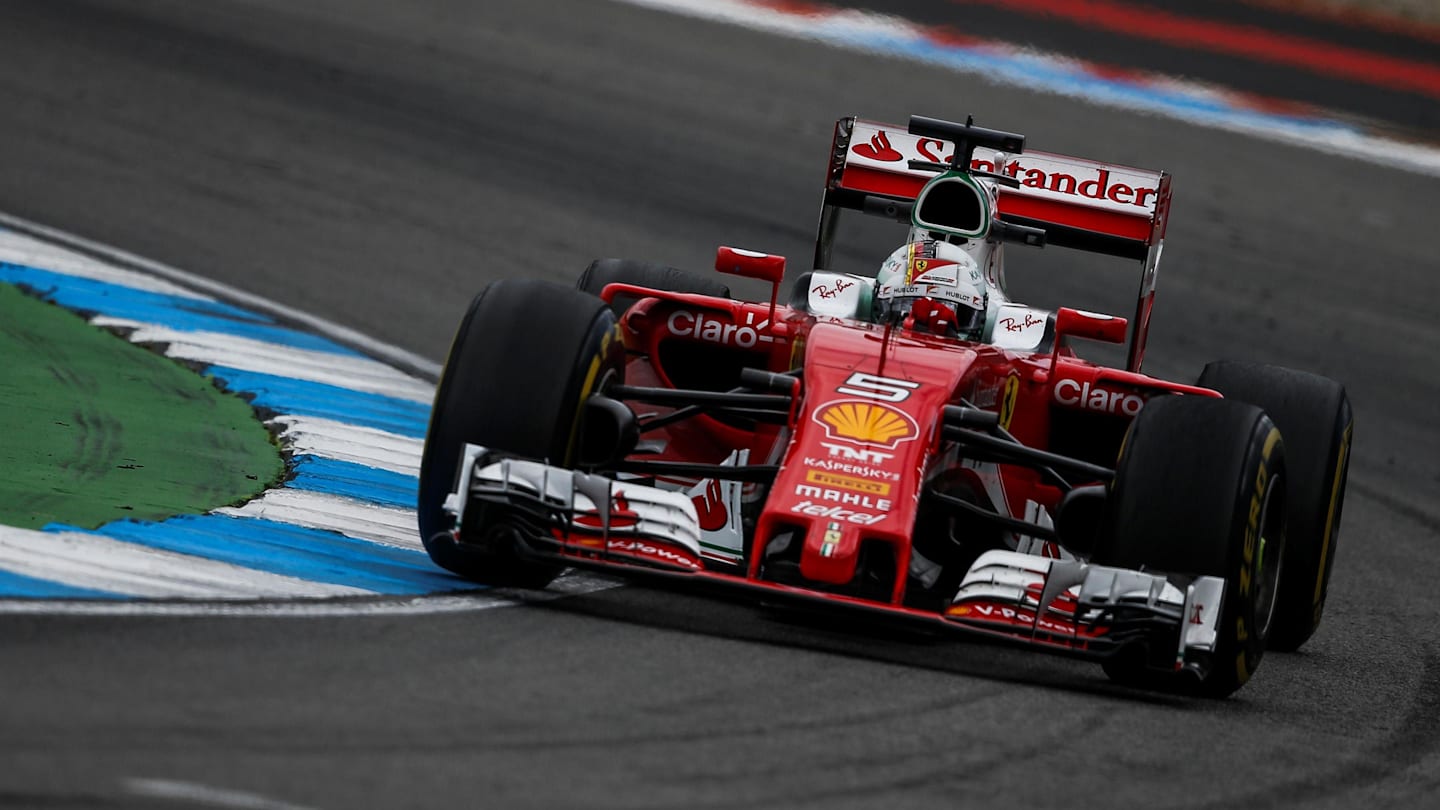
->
[0,0,1438,807]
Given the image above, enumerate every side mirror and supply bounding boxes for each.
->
[1055,307,1127,345]
[912,172,991,240]
[715,246,786,284]
[716,246,785,333]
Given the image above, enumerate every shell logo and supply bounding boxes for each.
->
[813,399,918,449]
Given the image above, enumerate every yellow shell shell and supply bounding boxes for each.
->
[818,401,914,446]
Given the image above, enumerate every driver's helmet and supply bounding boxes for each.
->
[874,239,987,339]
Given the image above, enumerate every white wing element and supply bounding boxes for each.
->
[681,449,749,562]
[445,446,704,561]
[952,549,1226,664]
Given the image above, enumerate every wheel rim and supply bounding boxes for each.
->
[1253,474,1285,639]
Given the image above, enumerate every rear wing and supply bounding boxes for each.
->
[813,117,1172,372]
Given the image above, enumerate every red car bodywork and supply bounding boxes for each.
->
[568,279,1215,642]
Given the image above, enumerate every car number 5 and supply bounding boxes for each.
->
[837,372,919,402]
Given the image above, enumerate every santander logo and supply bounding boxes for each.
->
[846,124,1159,212]
[853,130,904,162]
[985,159,1157,208]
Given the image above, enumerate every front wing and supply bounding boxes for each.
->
[440,446,1226,679]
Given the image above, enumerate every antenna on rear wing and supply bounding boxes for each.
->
[907,115,1025,171]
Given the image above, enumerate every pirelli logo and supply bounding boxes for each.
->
[805,470,892,496]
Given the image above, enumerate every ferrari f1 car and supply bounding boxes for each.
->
[418,114,1353,697]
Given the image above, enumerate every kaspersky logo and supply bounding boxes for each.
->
[812,399,918,449]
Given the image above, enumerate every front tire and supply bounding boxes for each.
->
[418,278,623,587]
[1094,395,1287,697]
[1198,361,1352,651]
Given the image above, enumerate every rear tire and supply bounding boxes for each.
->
[576,258,730,316]
[1094,395,1287,697]
[418,279,623,587]
[1197,361,1352,652]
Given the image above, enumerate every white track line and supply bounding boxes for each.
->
[124,779,319,810]
[100,321,435,402]
[0,230,210,299]
[0,212,442,380]
[0,527,372,600]
[215,490,422,550]
[271,415,424,477]
[0,571,621,617]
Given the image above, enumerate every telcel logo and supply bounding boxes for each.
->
[790,501,884,525]
[667,310,774,349]
[1053,378,1145,416]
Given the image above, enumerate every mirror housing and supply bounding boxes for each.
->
[1055,307,1128,345]
[716,246,786,285]
[716,246,785,332]
[912,172,991,240]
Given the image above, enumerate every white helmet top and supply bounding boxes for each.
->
[874,239,987,339]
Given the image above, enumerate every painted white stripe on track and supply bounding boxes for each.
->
[0,212,443,379]
[95,320,435,403]
[0,230,210,299]
[216,490,421,549]
[124,778,319,810]
[0,571,623,616]
[0,527,372,600]
[270,415,424,477]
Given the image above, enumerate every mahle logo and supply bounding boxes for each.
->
[813,400,918,448]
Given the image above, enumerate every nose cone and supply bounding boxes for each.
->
[754,322,980,599]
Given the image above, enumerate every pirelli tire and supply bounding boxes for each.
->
[418,278,624,588]
[576,258,731,316]
[1094,395,1287,698]
[1197,361,1353,652]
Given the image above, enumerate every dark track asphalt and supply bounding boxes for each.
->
[0,0,1438,807]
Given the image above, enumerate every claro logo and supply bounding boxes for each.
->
[1053,378,1146,416]
[667,310,774,349]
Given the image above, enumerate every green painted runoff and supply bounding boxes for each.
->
[0,283,283,530]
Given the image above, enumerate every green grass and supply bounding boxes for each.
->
[0,283,284,529]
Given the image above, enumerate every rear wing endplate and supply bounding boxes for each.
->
[814,117,1172,372]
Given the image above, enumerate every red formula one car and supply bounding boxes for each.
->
[418,115,1353,696]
